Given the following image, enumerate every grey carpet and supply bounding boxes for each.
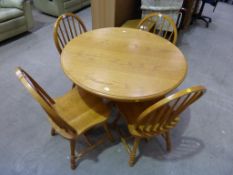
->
[0,3,233,175]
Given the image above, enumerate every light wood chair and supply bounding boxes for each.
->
[15,67,113,170]
[54,13,87,87]
[53,13,87,54]
[138,13,178,44]
[116,86,206,166]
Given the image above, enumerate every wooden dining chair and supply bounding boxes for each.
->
[54,13,87,87]
[116,86,206,166]
[137,13,178,44]
[15,67,113,170]
[53,13,87,54]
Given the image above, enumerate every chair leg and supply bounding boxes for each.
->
[112,113,121,128]
[128,137,140,166]
[51,128,56,136]
[164,131,172,152]
[103,123,114,142]
[83,133,92,146]
[144,138,150,143]
[70,139,77,170]
[72,83,76,89]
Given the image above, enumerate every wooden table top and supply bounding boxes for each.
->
[61,27,188,102]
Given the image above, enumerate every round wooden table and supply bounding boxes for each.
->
[61,27,188,102]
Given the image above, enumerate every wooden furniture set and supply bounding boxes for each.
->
[16,13,206,170]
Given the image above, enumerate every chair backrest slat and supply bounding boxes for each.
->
[138,13,178,44]
[71,16,78,36]
[67,17,74,38]
[174,91,203,116]
[78,23,83,34]
[158,18,165,35]
[58,25,67,46]
[163,22,171,38]
[54,13,87,54]
[164,97,182,125]
[57,32,65,49]
[168,30,174,42]
[134,86,206,137]
[15,67,77,136]
[152,16,159,33]
[62,18,71,42]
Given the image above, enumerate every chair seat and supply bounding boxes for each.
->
[121,19,156,31]
[0,8,23,23]
[117,101,179,137]
[121,19,140,28]
[54,87,110,135]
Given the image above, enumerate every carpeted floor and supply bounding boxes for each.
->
[0,3,233,175]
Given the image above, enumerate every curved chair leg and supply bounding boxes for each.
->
[164,131,172,152]
[103,123,114,142]
[72,83,76,88]
[112,113,121,129]
[83,133,92,146]
[51,128,56,136]
[70,139,77,170]
[144,138,150,143]
[128,137,140,166]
